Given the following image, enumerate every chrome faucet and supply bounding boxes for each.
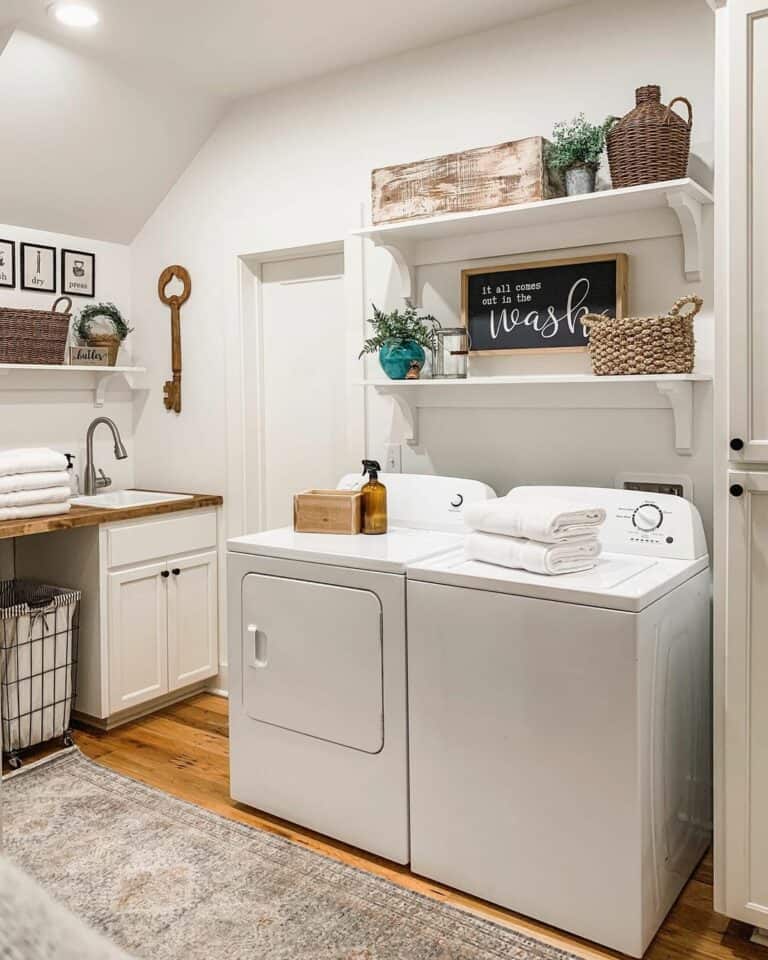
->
[84,417,128,496]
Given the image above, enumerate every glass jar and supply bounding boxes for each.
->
[432,328,468,379]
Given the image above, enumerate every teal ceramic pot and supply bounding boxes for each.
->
[379,341,426,380]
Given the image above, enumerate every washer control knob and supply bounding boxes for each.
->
[632,503,664,532]
[450,494,464,508]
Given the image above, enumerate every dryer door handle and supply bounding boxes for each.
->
[246,623,268,668]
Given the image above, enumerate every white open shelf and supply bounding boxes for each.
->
[359,373,712,455]
[0,363,147,407]
[351,178,713,301]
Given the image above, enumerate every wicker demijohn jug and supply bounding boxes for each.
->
[606,85,692,188]
[581,295,702,376]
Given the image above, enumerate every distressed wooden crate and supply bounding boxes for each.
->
[371,136,564,225]
[293,489,363,535]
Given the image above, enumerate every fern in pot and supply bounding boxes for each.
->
[359,304,439,380]
[546,114,613,196]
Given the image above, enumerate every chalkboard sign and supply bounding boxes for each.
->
[461,254,628,355]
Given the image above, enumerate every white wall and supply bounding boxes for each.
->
[0,223,135,571]
[130,0,714,528]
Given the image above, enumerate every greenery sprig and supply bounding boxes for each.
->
[73,302,133,342]
[359,304,439,357]
[546,114,615,173]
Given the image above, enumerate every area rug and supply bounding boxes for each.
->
[2,751,582,960]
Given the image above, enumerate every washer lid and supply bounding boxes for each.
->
[407,549,709,612]
[228,526,464,573]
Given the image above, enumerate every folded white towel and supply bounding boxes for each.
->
[465,531,602,576]
[0,486,71,509]
[0,470,70,495]
[0,448,68,478]
[464,491,606,543]
[0,501,71,521]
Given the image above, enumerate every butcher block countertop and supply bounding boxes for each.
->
[0,493,223,542]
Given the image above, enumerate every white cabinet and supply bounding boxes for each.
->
[716,0,768,934]
[108,561,169,712]
[14,507,221,725]
[723,473,768,924]
[167,551,218,692]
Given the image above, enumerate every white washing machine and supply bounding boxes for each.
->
[406,487,712,958]
[227,473,495,863]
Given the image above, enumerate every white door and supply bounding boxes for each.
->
[260,252,347,527]
[724,471,768,924]
[108,561,168,713]
[728,2,768,459]
[167,551,219,691]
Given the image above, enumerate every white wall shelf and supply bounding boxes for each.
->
[351,178,713,302]
[359,373,712,455]
[0,364,147,408]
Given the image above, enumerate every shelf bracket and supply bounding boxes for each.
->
[378,241,419,307]
[656,381,694,455]
[380,387,419,445]
[666,188,704,282]
[94,372,117,408]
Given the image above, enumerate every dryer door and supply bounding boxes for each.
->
[241,573,384,753]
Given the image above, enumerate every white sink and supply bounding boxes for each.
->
[72,489,194,509]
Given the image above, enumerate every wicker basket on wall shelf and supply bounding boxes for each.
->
[606,85,692,188]
[581,295,702,376]
[0,297,72,365]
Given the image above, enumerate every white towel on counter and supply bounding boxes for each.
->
[463,491,606,543]
[0,470,70,495]
[0,501,70,521]
[465,531,602,576]
[0,448,68,478]
[0,486,71,509]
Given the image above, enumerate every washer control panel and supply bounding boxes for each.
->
[508,486,708,561]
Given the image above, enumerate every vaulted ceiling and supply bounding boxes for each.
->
[0,0,586,242]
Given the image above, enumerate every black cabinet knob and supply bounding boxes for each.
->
[730,438,745,451]
[161,570,170,578]
[172,568,181,576]
[730,484,744,498]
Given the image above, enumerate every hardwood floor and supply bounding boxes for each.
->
[58,693,765,960]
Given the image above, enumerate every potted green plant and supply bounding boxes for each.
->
[546,114,613,196]
[73,302,133,366]
[359,304,439,380]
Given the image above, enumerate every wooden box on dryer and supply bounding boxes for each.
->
[293,490,363,534]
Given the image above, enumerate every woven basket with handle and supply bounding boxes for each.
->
[581,295,702,376]
[0,297,72,365]
[606,85,692,188]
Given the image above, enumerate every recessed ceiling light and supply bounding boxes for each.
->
[48,2,100,28]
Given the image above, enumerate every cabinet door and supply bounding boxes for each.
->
[728,2,768,459]
[108,561,168,713]
[724,471,768,923]
[167,551,218,691]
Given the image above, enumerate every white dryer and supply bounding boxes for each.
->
[406,487,712,958]
[227,473,495,863]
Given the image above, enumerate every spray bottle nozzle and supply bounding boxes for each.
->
[362,459,382,479]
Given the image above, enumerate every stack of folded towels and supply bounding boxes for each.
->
[0,448,71,521]
[463,487,606,576]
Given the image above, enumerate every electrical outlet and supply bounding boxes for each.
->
[384,444,402,474]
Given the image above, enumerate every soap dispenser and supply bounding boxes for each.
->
[361,460,387,535]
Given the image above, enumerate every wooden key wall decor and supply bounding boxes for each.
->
[158,264,191,414]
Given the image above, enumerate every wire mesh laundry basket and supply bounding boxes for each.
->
[0,580,80,769]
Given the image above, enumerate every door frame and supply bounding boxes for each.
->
[226,239,366,540]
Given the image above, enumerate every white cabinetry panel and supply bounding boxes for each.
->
[168,551,218,691]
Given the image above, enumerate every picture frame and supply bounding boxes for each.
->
[61,248,95,298]
[20,242,56,293]
[460,253,628,356]
[0,239,15,288]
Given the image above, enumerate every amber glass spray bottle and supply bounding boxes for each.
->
[361,459,387,535]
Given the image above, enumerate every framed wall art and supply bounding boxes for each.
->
[61,248,95,298]
[20,242,56,293]
[461,253,628,355]
[0,239,15,288]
